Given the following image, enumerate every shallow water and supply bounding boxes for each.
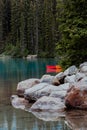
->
[0,57,87,130]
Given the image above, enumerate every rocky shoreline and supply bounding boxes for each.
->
[11,62,87,118]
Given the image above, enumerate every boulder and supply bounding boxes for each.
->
[54,72,65,84]
[17,78,40,97]
[50,90,67,100]
[24,83,49,101]
[75,72,85,82]
[79,62,87,68]
[64,65,78,76]
[51,77,60,86]
[30,96,65,112]
[26,55,37,60]
[40,74,60,86]
[80,76,87,82]
[10,95,29,110]
[40,74,54,84]
[80,66,87,75]
[24,83,69,101]
[64,75,75,83]
[65,80,87,109]
[79,62,87,75]
[49,83,70,100]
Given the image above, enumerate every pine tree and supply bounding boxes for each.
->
[56,0,87,68]
[0,0,3,41]
[11,0,21,45]
[0,0,58,57]
[38,0,57,57]
[2,0,11,40]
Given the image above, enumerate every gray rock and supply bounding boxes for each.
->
[30,96,65,112]
[55,72,65,80]
[49,83,70,100]
[79,62,87,68]
[24,83,49,101]
[64,65,78,76]
[80,65,87,74]
[40,74,54,84]
[11,95,29,110]
[65,79,87,109]
[54,72,65,84]
[17,78,40,97]
[50,90,67,100]
[64,75,75,83]
[75,72,85,82]
[26,55,37,60]
[24,83,69,101]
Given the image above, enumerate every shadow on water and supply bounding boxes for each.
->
[0,57,87,130]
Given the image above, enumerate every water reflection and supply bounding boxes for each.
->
[0,105,69,130]
[0,57,57,82]
[65,110,87,130]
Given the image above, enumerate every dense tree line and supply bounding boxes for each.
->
[56,0,87,68]
[0,0,87,67]
[0,0,58,58]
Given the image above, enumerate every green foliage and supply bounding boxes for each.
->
[4,42,28,57]
[56,0,87,68]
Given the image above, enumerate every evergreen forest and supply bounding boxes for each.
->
[0,0,87,68]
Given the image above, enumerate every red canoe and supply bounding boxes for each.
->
[46,65,62,73]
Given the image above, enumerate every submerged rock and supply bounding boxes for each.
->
[30,96,65,112]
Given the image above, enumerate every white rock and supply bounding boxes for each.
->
[30,96,65,112]
[75,72,85,82]
[50,90,67,99]
[79,62,87,68]
[80,66,87,74]
[24,83,49,100]
[64,75,75,83]
[17,78,40,96]
[24,83,69,101]
[11,95,29,110]
[55,72,65,80]
[40,74,54,84]
[64,65,78,76]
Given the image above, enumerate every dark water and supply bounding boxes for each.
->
[0,56,87,130]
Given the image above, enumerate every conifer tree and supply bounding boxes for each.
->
[11,0,21,45]
[56,0,87,67]
[2,0,11,40]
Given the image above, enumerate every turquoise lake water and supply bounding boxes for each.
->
[0,56,86,130]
